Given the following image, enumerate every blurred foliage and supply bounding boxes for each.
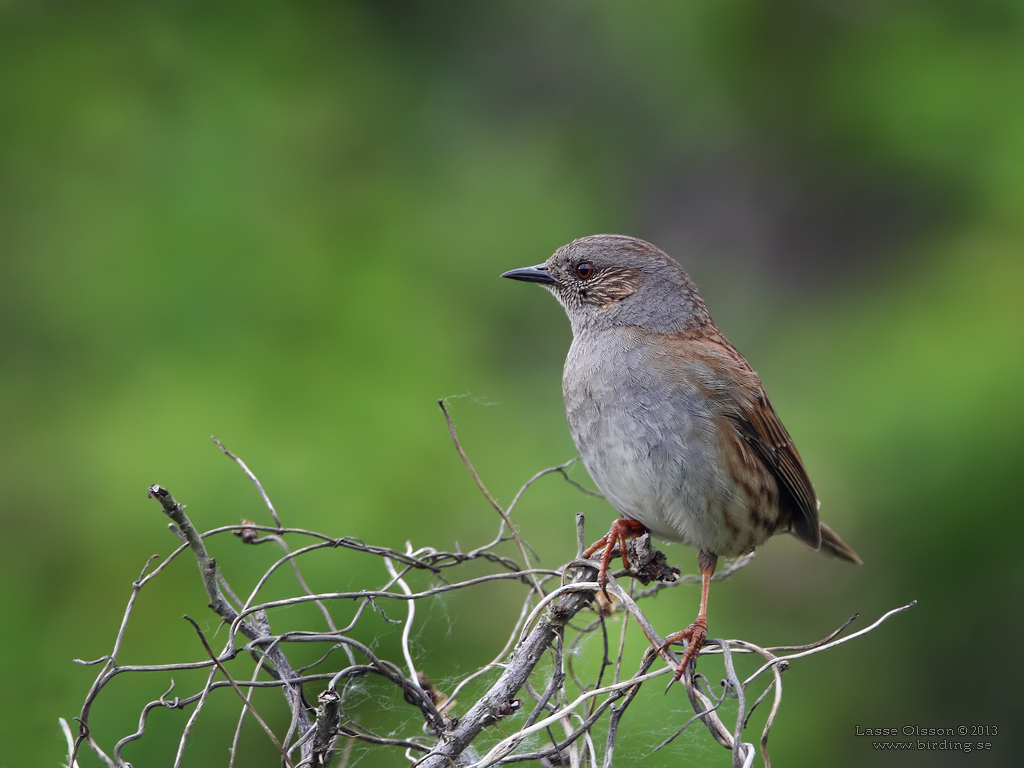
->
[0,1,1022,766]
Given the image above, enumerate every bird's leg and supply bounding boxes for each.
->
[662,551,718,680]
[582,518,648,598]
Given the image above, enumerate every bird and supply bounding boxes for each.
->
[502,234,861,678]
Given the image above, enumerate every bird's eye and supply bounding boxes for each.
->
[575,262,595,280]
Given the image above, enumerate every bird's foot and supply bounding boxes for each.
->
[583,518,648,598]
[661,615,708,681]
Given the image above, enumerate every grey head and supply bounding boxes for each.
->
[502,234,712,336]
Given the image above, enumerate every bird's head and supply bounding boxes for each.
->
[502,234,710,335]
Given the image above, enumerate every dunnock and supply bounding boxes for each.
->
[503,234,860,677]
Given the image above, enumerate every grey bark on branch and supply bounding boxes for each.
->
[66,436,913,768]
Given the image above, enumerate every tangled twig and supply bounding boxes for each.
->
[67,419,912,768]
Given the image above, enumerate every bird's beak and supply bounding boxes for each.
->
[501,263,560,286]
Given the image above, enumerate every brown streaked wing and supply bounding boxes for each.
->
[670,329,823,550]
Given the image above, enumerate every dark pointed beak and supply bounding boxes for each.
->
[501,263,560,286]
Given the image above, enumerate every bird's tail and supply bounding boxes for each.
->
[818,522,862,565]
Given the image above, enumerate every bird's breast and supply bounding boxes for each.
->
[563,328,775,555]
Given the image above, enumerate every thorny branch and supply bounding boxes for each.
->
[67,418,913,768]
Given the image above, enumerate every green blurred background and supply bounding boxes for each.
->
[1,1,1022,766]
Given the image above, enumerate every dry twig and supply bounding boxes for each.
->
[68,421,911,768]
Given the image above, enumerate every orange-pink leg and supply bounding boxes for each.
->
[663,551,718,679]
[583,518,648,597]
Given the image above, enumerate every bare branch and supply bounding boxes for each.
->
[438,399,544,598]
[212,435,284,528]
[184,615,295,767]
[69,439,909,768]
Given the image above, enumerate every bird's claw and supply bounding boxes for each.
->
[662,616,708,681]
